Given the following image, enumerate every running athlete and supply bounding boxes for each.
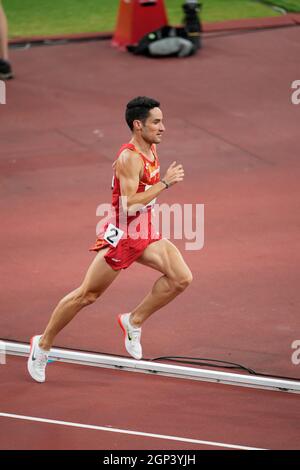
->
[28,96,193,383]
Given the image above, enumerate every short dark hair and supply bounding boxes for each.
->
[125,96,160,131]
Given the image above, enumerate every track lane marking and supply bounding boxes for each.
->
[0,412,266,450]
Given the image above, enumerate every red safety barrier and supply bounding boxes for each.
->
[112,0,168,49]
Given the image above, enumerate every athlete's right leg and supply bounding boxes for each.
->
[39,248,120,351]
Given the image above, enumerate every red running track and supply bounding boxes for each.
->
[1,26,300,450]
[1,356,300,450]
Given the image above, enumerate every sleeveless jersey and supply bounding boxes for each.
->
[89,143,161,256]
[111,142,161,222]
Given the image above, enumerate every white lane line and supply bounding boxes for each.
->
[0,412,266,450]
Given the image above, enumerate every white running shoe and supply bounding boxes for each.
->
[27,335,49,383]
[118,313,142,360]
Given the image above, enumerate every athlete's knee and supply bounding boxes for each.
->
[172,271,193,293]
[74,288,100,308]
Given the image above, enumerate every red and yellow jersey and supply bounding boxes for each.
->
[89,143,161,255]
[111,142,160,214]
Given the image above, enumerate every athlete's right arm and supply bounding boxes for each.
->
[116,150,165,215]
[117,151,184,215]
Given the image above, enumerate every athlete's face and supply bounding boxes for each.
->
[140,107,165,144]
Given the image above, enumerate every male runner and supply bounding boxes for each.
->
[28,96,193,383]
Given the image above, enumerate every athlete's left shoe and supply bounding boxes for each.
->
[118,313,142,360]
[27,335,49,383]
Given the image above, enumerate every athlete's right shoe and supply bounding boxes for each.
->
[118,313,142,360]
[27,335,49,383]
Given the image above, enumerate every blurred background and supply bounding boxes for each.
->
[4,0,300,38]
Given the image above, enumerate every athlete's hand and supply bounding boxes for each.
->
[162,161,184,187]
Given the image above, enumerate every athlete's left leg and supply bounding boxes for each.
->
[130,238,193,327]
[0,2,9,60]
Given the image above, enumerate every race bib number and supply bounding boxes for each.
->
[104,223,124,248]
